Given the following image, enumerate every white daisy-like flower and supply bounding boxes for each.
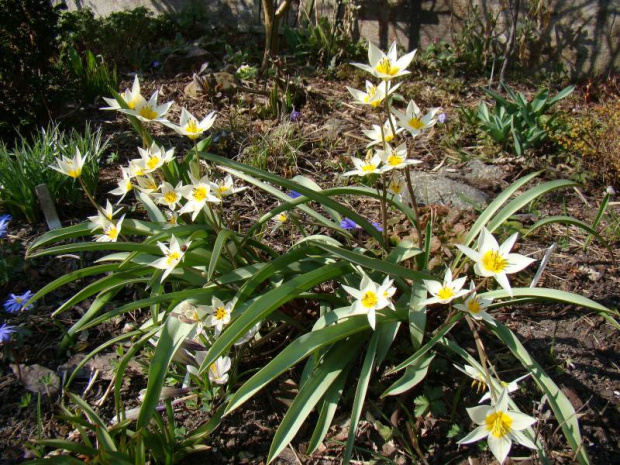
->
[207,356,232,385]
[204,297,233,336]
[362,115,404,147]
[119,89,173,123]
[150,235,190,282]
[152,181,183,210]
[342,273,392,329]
[133,142,175,173]
[455,364,530,403]
[387,176,407,201]
[50,148,85,179]
[209,174,246,199]
[456,228,536,297]
[346,80,400,108]
[421,268,470,305]
[377,142,422,172]
[352,41,416,80]
[101,74,146,111]
[135,174,160,194]
[457,389,537,464]
[178,174,221,221]
[343,152,383,177]
[109,167,134,203]
[88,200,121,230]
[454,287,496,326]
[94,215,125,243]
[167,108,217,140]
[392,100,440,136]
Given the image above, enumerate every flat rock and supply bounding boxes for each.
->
[403,172,490,209]
[441,159,506,190]
[163,46,210,73]
[11,364,60,395]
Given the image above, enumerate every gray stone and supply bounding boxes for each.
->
[402,172,490,210]
[11,364,60,396]
[440,159,506,191]
[163,46,211,74]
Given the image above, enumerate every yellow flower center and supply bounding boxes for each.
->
[106,226,119,240]
[375,57,399,76]
[15,297,23,304]
[277,213,287,222]
[215,307,227,320]
[192,187,207,201]
[363,87,377,104]
[67,169,80,178]
[209,363,219,378]
[486,411,513,438]
[481,250,508,273]
[437,286,455,301]
[467,299,482,314]
[128,96,141,109]
[361,163,377,173]
[185,119,202,140]
[139,105,158,120]
[147,157,160,170]
[408,117,425,130]
[389,182,403,194]
[125,180,133,191]
[384,132,394,143]
[166,251,181,265]
[387,154,403,166]
[217,185,229,195]
[361,290,378,309]
[164,191,178,204]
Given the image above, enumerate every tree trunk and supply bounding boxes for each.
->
[260,0,292,74]
[498,0,520,88]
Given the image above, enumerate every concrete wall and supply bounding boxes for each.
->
[61,0,619,79]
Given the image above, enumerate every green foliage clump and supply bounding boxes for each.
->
[0,0,64,138]
[64,46,118,104]
[477,83,574,155]
[0,123,107,223]
[0,240,25,290]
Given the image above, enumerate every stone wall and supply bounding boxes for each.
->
[61,0,619,79]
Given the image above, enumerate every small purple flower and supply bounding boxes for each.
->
[290,109,301,122]
[0,323,15,344]
[152,61,161,69]
[340,218,359,230]
[372,222,384,232]
[437,113,447,124]
[288,191,302,199]
[0,214,11,238]
[3,290,34,314]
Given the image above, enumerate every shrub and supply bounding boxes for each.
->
[0,123,107,223]
[0,0,64,138]
[64,46,118,104]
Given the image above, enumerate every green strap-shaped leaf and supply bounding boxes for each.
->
[68,393,117,452]
[382,352,434,397]
[490,321,590,464]
[343,331,380,464]
[137,317,194,429]
[225,314,372,414]
[208,228,234,282]
[136,190,166,223]
[266,337,364,463]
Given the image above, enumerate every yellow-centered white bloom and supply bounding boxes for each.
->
[456,364,530,403]
[456,228,536,297]
[135,174,160,194]
[150,235,190,282]
[167,108,217,140]
[204,297,233,336]
[458,389,537,464]
[109,167,134,203]
[50,148,85,179]
[134,142,175,173]
[166,210,179,225]
[342,273,393,329]
[94,215,125,243]
[377,142,422,172]
[88,200,121,230]
[454,287,496,326]
[362,115,404,146]
[422,268,470,305]
[209,174,246,199]
[343,151,383,177]
[178,174,221,221]
[102,74,146,111]
[346,80,400,107]
[152,181,183,210]
[352,41,416,80]
[119,89,173,123]
[392,100,440,136]
[208,356,231,385]
[128,159,147,178]
[387,176,407,201]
